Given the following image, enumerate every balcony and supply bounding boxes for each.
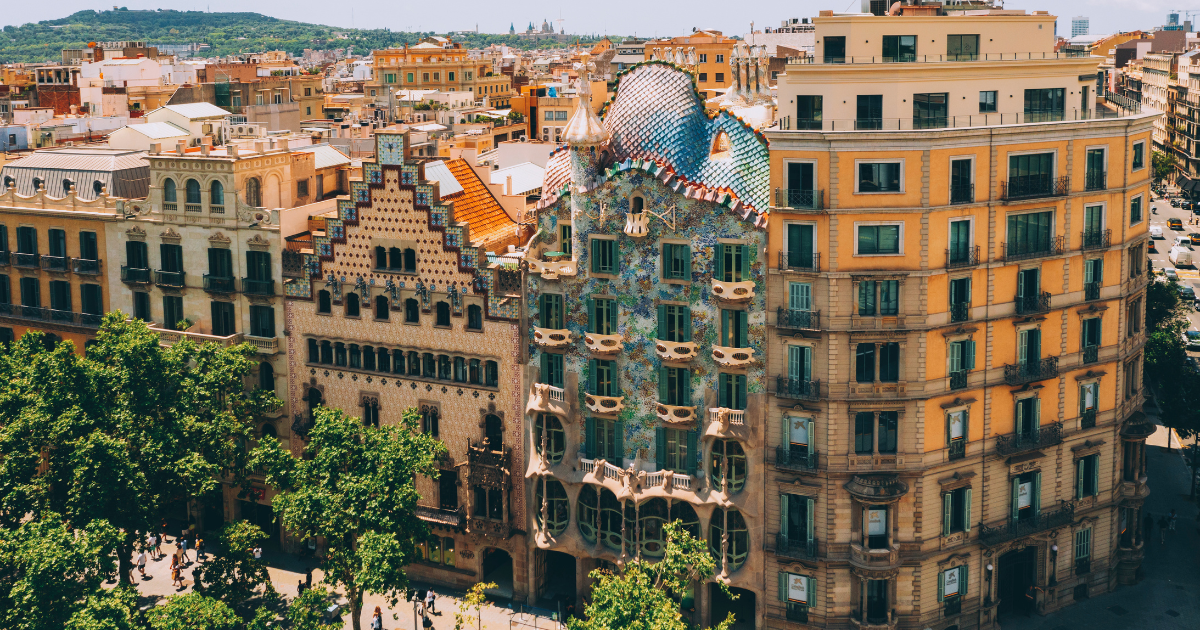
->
[850,543,900,569]
[154,270,186,288]
[946,245,980,269]
[0,304,102,328]
[948,440,966,460]
[950,302,970,323]
[13,252,39,268]
[204,275,236,293]
[1001,175,1069,201]
[655,403,697,424]
[41,255,69,272]
[1081,229,1111,251]
[978,501,1075,546]
[1082,344,1099,364]
[184,203,202,213]
[775,533,817,560]
[1075,558,1092,576]
[584,332,622,355]
[163,203,177,212]
[415,505,465,528]
[245,335,279,354]
[585,392,625,415]
[151,326,243,348]
[655,339,698,362]
[949,370,968,390]
[778,252,821,272]
[711,279,755,302]
[950,183,974,205]
[527,257,577,280]
[1084,170,1107,191]
[72,258,101,275]
[533,327,571,349]
[1014,291,1052,315]
[712,345,755,368]
[641,469,694,491]
[242,278,275,296]
[496,268,521,295]
[1003,237,1064,262]
[709,407,746,427]
[527,382,569,417]
[1003,356,1059,386]
[995,421,1064,456]
[775,446,819,472]
[777,307,820,332]
[772,188,824,211]
[121,266,152,284]
[1081,409,1097,429]
[776,376,821,401]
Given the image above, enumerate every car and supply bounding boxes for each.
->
[1164,267,1180,281]
[1170,217,1184,230]
[1150,225,1165,238]
[1190,233,1200,245]
[1181,284,1197,302]
[1176,236,1192,248]
[1149,239,1158,253]
[1185,330,1200,351]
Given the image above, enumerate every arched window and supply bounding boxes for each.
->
[388,247,403,270]
[578,485,599,543]
[405,298,419,323]
[306,387,323,418]
[709,508,748,570]
[319,340,332,364]
[408,351,421,376]
[62,178,74,194]
[261,422,277,440]
[334,342,347,367]
[534,414,564,464]
[375,296,389,320]
[453,356,466,382]
[485,361,498,387]
[436,301,450,326]
[362,398,380,428]
[437,354,451,380]
[468,358,480,384]
[403,248,417,272]
[485,414,503,451]
[317,290,331,313]
[630,195,644,214]
[599,488,624,551]
[163,178,177,202]
[711,439,747,493]
[467,304,482,330]
[307,339,319,363]
[422,353,435,378]
[375,246,387,268]
[421,405,439,437]
[638,498,669,558]
[185,179,201,204]
[210,180,224,206]
[245,177,262,207]
[92,180,104,196]
[670,501,701,540]
[363,345,376,370]
[377,347,391,372]
[349,344,361,369]
[3,175,15,190]
[345,293,360,317]
[258,362,274,391]
[535,478,569,536]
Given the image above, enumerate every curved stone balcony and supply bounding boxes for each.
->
[533,327,572,349]
[623,211,650,238]
[711,279,755,302]
[584,332,623,355]
[527,259,578,280]
[712,345,755,367]
[585,393,625,415]
[656,403,697,424]
[526,382,569,417]
[641,468,694,491]
[709,407,746,428]
[850,543,901,570]
[655,340,698,362]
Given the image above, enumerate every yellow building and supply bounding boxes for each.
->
[764,8,1152,630]
[369,37,512,108]
[643,30,738,100]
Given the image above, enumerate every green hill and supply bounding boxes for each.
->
[0,9,601,63]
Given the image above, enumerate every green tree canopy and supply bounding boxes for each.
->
[251,406,444,630]
[287,587,342,630]
[147,593,240,630]
[197,520,279,616]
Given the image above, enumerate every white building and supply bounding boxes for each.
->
[1072,16,1090,37]
[144,103,233,147]
[107,122,190,152]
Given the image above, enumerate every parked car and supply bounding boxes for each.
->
[1181,284,1197,302]
[1169,217,1184,230]
[1150,225,1164,238]
[1186,329,1200,351]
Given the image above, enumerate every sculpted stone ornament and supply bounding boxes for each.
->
[355,276,369,302]
[385,277,400,301]
[324,274,342,299]
[415,280,430,308]
[449,285,461,312]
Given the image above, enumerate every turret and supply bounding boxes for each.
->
[562,53,610,190]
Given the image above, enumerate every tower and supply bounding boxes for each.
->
[562,53,609,189]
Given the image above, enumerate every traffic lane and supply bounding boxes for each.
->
[1147,194,1200,336]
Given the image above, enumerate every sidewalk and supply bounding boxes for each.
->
[1000,417,1200,630]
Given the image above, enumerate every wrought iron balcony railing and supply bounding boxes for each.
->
[12,252,39,268]
[775,446,819,472]
[774,533,817,560]
[949,370,968,390]
[778,252,821,272]
[776,376,820,400]
[950,183,974,205]
[995,421,1064,456]
[1015,291,1052,315]
[1082,344,1099,364]
[1003,356,1059,385]
[1003,236,1064,261]
[73,258,101,274]
[979,501,1074,546]
[1085,170,1107,191]
[948,440,966,460]
[773,188,824,210]
[1081,229,1110,251]
[950,302,970,323]
[204,275,236,293]
[946,245,980,269]
[154,270,186,288]
[1081,409,1097,429]
[1001,175,1069,201]
[1084,281,1101,301]
[120,266,152,284]
[242,278,275,296]
[41,255,69,272]
[777,307,820,331]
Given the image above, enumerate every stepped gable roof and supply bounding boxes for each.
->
[440,158,523,252]
[536,61,770,224]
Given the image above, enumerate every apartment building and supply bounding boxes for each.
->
[643,31,738,100]
[281,131,532,594]
[764,8,1152,630]
[369,38,512,109]
[523,57,770,625]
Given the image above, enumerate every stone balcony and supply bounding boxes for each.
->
[526,258,577,280]
[585,393,625,415]
[526,383,569,417]
[709,407,746,428]
[151,326,277,354]
[655,339,698,362]
[656,403,697,424]
[850,543,901,570]
[850,613,897,630]
[641,468,694,491]
[533,327,572,349]
[711,279,755,302]
[584,332,623,355]
[712,345,755,367]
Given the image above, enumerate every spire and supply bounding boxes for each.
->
[563,53,610,146]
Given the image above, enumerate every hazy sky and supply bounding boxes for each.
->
[0,0,1186,39]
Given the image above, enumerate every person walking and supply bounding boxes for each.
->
[170,555,182,589]
[297,579,306,597]
[1159,515,1169,544]
[196,538,206,561]
[147,533,158,560]
[371,606,384,630]
[135,549,147,579]
[1169,508,1178,532]
[192,566,203,593]
[180,536,191,564]
[425,588,436,614]
[305,568,313,590]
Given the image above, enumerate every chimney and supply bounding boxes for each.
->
[176,141,186,156]
[201,144,210,156]
[201,136,212,147]
[254,141,265,153]
[150,142,160,154]
[279,138,289,151]
[269,138,276,150]
[506,175,513,196]
[229,144,239,158]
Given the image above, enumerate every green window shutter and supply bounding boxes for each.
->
[963,410,970,441]
[681,306,692,341]
[720,309,730,346]
[656,304,666,340]
[540,352,548,383]
[681,369,691,404]
[959,565,968,596]
[778,572,788,602]
[1010,477,1020,523]
[738,311,748,348]
[1018,330,1028,364]
[614,420,624,467]
[740,244,751,279]
[779,494,789,546]
[806,498,815,549]
[588,359,597,395]
[612,239,620,274]
[588,297,596,333]
[1076,458,1085,499]
[606,299,617,332]
[658,367,669,402]
[943,493,952,536]
[938,569,944,602]
[736,375,747,410]
[590,240,601,274]
[1033,398,1041,436]
[808,577,816,609]
[538,294,546,325]
[964,487,972,533]
[965,340,976,370]
[662,244,670,276]
[806,420,815,451]
[945,413,953,446]
[656,427,666,470]
[715,244,725,281]
[686,430,699,476]
[718,373,729,408]
[585,417,596,459]
[1092,455,1100,497]
[683,245,692,278]
[1033,471,1042,517]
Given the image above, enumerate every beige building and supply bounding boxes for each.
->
[764,7,1151,630]
[643,30,739,100]
[369,37,513,109]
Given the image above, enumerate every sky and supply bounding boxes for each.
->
[0,0,1189,39]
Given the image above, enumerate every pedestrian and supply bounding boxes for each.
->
[1170,508,1178,531]
[372,606,383,630]
[253,546,262,561]
[135,549,147,578]
[192,566,203,592]
[170,555,181,589]
[422,614,433,630]
[148,533,158,560]
[425,588,436,614]
[305,568,313,589]
[180,536,190,563]
[416,600,424,618]
[297,579,306,597]
[1159,515,1169,543]
[196,538,206,561]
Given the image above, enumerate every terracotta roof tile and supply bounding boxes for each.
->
[441,158,524,252]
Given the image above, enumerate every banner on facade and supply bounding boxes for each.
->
[788,574,808,604]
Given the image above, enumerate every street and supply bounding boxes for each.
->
[1146,189,1200,335]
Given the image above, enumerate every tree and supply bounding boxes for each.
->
[251,407,445,630]
[0,514,134,630]
[146,593,240,630]
[567,522,734,630]
[0,316,277,585]
[1154,149,1178,182]
[287,587,341,630]
[454,581,497,630]
[196,520,279,616]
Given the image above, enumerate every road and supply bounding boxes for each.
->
[1146,189,1200,337]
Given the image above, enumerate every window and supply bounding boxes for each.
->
[1074,528,1092,573]
[163,178,177,203]
[857,224,901,255]
[539,352,564,388]
[373,296,389,320]
[317,290,331,314]
[1011,471,1041,522]
[1016,396,1041,438]
[948,338,977,378]
[854,411,897,454]
[715,73,725,83]
[718,373,747,410]
[857,162,901,193]
[297,178,309,197]
[786,222,815,268]
[436,470,457,510]
[133,291,150,321]
[245,177,262,208]
[778,572,816,623]
[942,487,972,535]
[250,305,274,337]
[709,508,748,570]
[19,277,39,309]
[1132,141,1145,170]
[345,293,360,317]
[1076,454,1100,498]
[79,232,97,261]
[1130,195,1143,225]
[856,95,882,130]
[1006,210,1054,256]
[80,285,102,316]
[211,301,236,336]
[534,414,565,463]
[913,93,948,129]
[864,506,889,549]
[448,72,455,81]
[405,298,419,323]
[558,224,572,257]
[473,486,504,521]
[716,243,749,282]
[856,344,876,383]
[710,439,746,493]
[1024,88,1065,121]
[539,293,564,329]
[467,304,482,330]
[585,417,624,464]
[590,238,617,274]
[659,366,691,406]
[588,358,618,397]
[858,280,899,316]
[163,295,183,330]
[185,179,201,205]
[1085,149,1106,190]
[160,244,183,273]
[699,53,708,62]
[534,478,568,535]
[653,304,690,342]
[796,95,823,129]
[16,226,36,254]
[719,309,748,347]
[421,405,439,437]
[1082,317,1102,354]
[979,90,998,113]
[947,34,979,60]
[946,408,968,459]
[588,297,618,335]
[1128,244,1144,277]
[824,36,846,62]
[882,35,917,62]
[49,280,70,312]
[0,226,7,252]
[1124,357,1140,399]
[435,301,450,326]
[407,73,414,83]
[485,360,498,387]
[1007,152,1055,200]
[662,243,691,280]
[656,427,695,474]
[938,566,968,614]
[1126,296,1142,336]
